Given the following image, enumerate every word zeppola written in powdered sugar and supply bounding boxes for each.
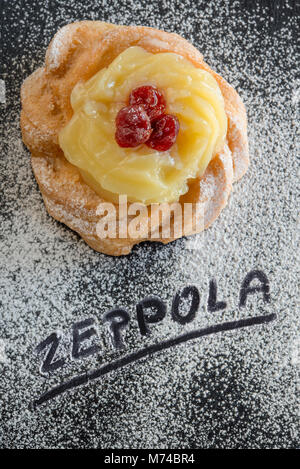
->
[30,269,275,409]
[35,270,272,376]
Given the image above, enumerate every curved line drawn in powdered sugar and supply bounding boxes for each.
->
[31,313,276,410]
[0,80,6,104]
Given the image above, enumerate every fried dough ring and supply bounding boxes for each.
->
[21,21,249,256]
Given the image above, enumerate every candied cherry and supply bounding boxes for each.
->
[146,114,180,152]
[115,105,152,148]
[129,85,166,121]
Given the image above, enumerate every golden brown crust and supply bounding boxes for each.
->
[21,21,249,256]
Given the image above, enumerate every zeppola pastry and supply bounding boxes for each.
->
[21,21,249,256]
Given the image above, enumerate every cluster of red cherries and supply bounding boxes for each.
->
[115,85,180,152]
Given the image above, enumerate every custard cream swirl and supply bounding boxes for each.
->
[59,46,227,204]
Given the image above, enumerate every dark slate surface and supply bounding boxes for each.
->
[0,0,299,449]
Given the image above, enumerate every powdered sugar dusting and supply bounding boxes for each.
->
[0,79,6,104]
[46,25,73,71]
[1,0,299,449]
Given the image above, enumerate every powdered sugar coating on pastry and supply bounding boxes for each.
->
[21,21,249,255]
